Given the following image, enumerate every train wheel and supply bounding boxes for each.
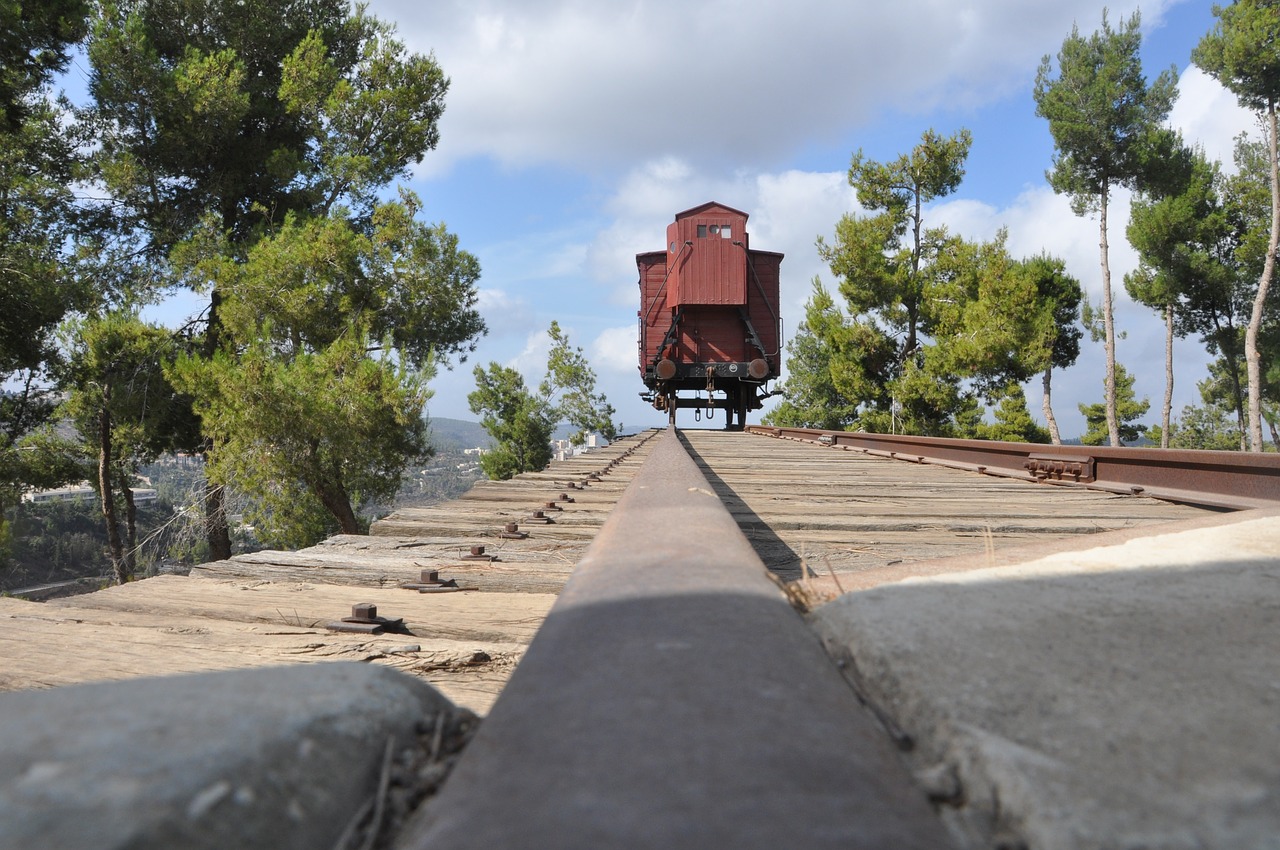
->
[667,396,677,428]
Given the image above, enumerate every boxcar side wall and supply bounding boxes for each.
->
[747,251,783,372]
[637,252,668,376]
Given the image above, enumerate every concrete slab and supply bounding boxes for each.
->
[0,663,457,850]
[809,510,1280,850]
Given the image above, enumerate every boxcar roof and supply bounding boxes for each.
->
[674,200,749,221]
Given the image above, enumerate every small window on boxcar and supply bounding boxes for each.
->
[697,224,707,238]
[720,224,732,238]
[670,241,676,253]
[709,225,720,236]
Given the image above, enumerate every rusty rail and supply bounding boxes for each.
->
[746,426,1280,511]
[400,427,954,849]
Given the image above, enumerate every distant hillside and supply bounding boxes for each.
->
[426,416,614,452]
[427,417,494,451]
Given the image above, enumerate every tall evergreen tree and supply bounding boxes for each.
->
[469,324,616,480]
[1194,0,1280,451]
[0,1,93,557]
[980,384,1051,444]
[1020,254,1083,445]
[819,128,975,434]
[167,199,482,547]
[1035,11,1178,446]
[1079,363,1150,446]
[0,0,89,128]
[468,365,555,481]
[59,314,193,582]
[85,1,469,556]
[1124,136,1223,447]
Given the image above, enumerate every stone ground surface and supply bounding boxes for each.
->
[0,663,466,850]
[809,508,1280,850]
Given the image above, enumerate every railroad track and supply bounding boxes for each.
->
[399,427,1280,849]
[746,425,1280,511]
[5,427,1278,849]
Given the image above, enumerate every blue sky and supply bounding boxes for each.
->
[130,1,1263,437]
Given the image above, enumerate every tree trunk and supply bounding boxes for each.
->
[1042,367,1062,445]
[1246,101,1279,452]
[97,390,127,585]
[204,477,233,561]
[315,480,361,535]
[122,483,138,578]
[1161,303,1174,448]
[1099,184,1121,447]
[202,288,233,559]
[1214,321,1248,451]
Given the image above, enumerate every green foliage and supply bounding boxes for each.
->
[173,330,432,547]
[817,128,982,432]
[58,314,193,466]
[1164,404,1244,452]
[1034,11,1179,212]
[3,499,114,590]
[167,200,481,547]
[468,364,554,481]
[928,231,1061,398]
[1194,1,1280,452]
[979,384,1051,444]
[540,321,617,444]
[1193,1,1280,114]
[793,130,1080,437]
[1079,364,1150,445]
[830,128,973,358]
[1023,254,1084,371]
[1035,9,1178,447]
[762,284,861,430]
[1127,142,1231,321]
[0,0,89,129]
[469,323,616,480]
[0,17,95,559]
[1228,135,1277,280]
[55,312,194,581]
[78,2,480,552]
[86,0,444,251]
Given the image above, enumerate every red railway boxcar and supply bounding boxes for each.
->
[638,202,783,429]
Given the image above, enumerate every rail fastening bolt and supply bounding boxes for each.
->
[352,602,377,620]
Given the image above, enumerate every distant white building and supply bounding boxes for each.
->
[22,483,157,505]
[552,433,605,462]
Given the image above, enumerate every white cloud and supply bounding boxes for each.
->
[475,287,540,340]
[1169,66,1259,169]
[591,325,640,376]
[507,328,552,385]
[376,0,1175,175]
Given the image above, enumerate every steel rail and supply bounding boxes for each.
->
[400,427,954,849]
[746,426,1280,511]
